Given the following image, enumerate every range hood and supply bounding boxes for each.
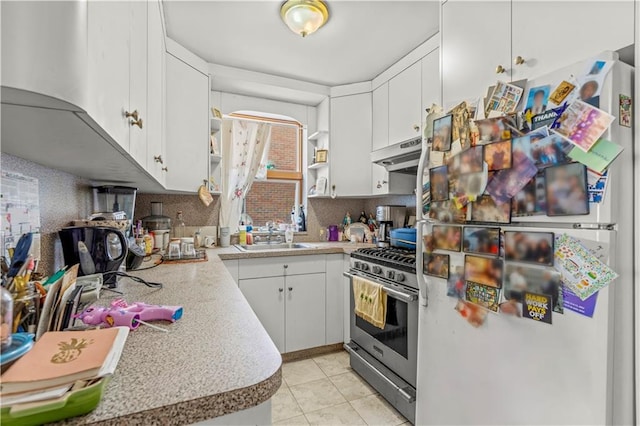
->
[371,137,423,174]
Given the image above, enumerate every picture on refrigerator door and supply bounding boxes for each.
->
[484,140,512,171]
[554,233,619,301]
[462,227,500,256]
[545,163,589,216]
[549,80,576,105]
[485,150,538,204]
[485,81,524,116]
[523,292,552,324]
[470,195,511,224]
[455,299,487,328]
[459,145,484,174]
[531,104,567,130]
[619,94,632,127]
[424,254,450,279]
[511,127,550,162]
[530,133,573,168]
[465,281,500,313]
[498,299,521,317]
[553,100,615,152]
[503,264,563,313]
[432,225,462,252]
[447,256,465,298]
[449,101,473,149]
[476,116,516,144]
[504,231,554,266]
[432,115,453,152]
[511,175,546,217]
[577,60,614,104]
[430,166,449,202]
[524,85,551,116]
[464,255,503,288]
[451,170,488,209]
[429,200,468,224]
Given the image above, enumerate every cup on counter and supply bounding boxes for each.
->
[168,239,181,259]
[204,235,216,248]
[220,227,230,247]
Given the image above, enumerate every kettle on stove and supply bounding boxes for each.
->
[58,226,127,287]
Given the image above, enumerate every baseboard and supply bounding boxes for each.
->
[282,343,344,363]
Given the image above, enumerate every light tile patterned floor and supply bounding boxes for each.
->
[274,350,409,426]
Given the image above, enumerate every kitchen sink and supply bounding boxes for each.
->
[235,243,315,251]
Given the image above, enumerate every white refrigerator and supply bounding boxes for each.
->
[414,52,634,425]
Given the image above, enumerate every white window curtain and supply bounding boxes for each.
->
[219,118,272,231]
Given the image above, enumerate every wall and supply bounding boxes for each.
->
[0,153,92,275]
[134,193,220,227]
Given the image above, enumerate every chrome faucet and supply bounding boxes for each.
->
[265,222,283,244]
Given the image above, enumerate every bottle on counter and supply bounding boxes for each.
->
[239,222,247,245]
[1,286,13,351]
[285,225,294,244]
[194,228,202,248]
[297,205,306,232]
[173,211,186,239]
[143,230,153,255]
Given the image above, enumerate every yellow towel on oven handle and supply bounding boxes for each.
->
[352,275,387,329]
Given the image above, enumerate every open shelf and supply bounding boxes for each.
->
[308,130,328,141]
[210,153,222,163]
[210,117,222,132]
[307,162,328,170]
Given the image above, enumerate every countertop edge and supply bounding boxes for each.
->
[218,244,373,260]
[88,368,282,426]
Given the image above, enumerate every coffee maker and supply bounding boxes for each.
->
[58,226,127,287]
[376,205,406,248]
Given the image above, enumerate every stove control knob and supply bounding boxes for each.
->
[373,266,382,274]
[387,270,395,280]
[396,273,405,282]
[354,261,362,270]
[361,263,369,271]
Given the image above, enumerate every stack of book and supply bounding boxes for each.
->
[0,327,128,424]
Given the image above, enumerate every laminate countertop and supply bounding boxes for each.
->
[59,242,370,425]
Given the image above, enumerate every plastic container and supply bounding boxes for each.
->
[246,226,253,245]
[220,227,231,247]
[328,225,339,242]
[390,228,417,250]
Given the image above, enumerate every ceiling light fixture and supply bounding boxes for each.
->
[280,0,329,38]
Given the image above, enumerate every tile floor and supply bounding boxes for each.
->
[273,350,409,426]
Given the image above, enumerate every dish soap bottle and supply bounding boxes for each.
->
[239,222,247,245]
[173,211,186,239]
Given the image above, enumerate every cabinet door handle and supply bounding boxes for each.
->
[130,118,143,129]
[495,65,506,74]
[514,55,525,65]
[279,288,284,293]
[154,155,164,164]
[288,287,293,292]
[125,110,139,120]
[376,180,388,189]
[283,264,288,269]
[162,166,168,172]
[413,125,420,132]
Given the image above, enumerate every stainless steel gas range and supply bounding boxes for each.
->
[344,247,418,424]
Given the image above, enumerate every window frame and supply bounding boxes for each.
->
[229,112,304,204]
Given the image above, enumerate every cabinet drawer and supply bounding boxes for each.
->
[239,255,326,279]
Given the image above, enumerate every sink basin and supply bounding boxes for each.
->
[235,243,314,251]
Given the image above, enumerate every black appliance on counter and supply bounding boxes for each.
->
[58,226,127,287]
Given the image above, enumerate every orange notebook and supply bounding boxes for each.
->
[1,327,128,395]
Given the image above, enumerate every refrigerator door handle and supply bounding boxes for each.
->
[415,139,429,307]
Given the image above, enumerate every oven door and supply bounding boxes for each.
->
[344,270,418,387]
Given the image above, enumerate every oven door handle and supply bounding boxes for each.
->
[343,272,418,303]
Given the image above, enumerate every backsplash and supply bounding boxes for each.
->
[134,192,415,242]
[1,153,92,275]
[134,193,221,226]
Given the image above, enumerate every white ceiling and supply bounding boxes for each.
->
[162,1,440,87]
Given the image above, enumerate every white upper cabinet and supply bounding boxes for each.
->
[165,54,209,192]
[330,93,372,197]
[146,1,166,185]
[372,82,389,151]
[442,0,511,106]
[128,2,149,166]
[511,1,635,80]
[388,61,422,144]
[421,48,441,114]
[87,1,132,151]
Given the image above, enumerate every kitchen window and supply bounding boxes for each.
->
[231,113,303,227]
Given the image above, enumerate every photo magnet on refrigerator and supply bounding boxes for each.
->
[523,292,552,324]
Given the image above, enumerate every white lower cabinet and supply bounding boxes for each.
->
[285,273,326,353]
[235,254,344,354]
[239,276,286,353]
